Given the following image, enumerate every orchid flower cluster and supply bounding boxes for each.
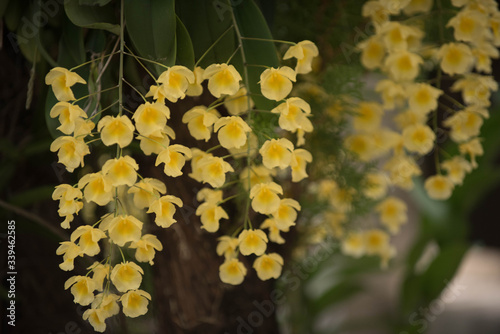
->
[301,0,500,268]
[355,0,499,199]
[48,34,318,330]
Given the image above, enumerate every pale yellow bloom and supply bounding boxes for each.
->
[271,97,313,133]
[204,63,242,97]
[102,156,139,187]
[189,149,211,182]
[272,198,300,230]
[330,187,356,213]
[364,229,390,255]
[358,35,386,70]
[224,87,254,115]
[394,109,427,129]
[197,188,224,204]
[70,225,106,256]
[425,175,454,200]
[344,134,377,161]
[82,308,106,332]
[186,66,205,96]
[407,83,443,115]
[341,232,366,258]
[88,262,110,292]
[50,102,88,134]
[353,102,383,131]
[216,236,239,259]
[157,66,195,102]
[145,84,168,104]
[362,1,390,26]
[283,40,319,74]
[376,196,408,234]
[459,137,483,168]
[379,0,411,14]
[128,178,167,209]
[363,172,389,200]
[100,215,143,246]
[78,172,114,206]
[197,155,234,188]
[132,102,170,137]
[97,115,135,148]
[50,136,90,172]
[73,118,96,138]
[148,195,183,228]
[447,9,487,42]
[290,148,312,182]
[260,218,286,244]
[182,106,220,141]
[137,126,175,155]
[250,182,283,214]
[196,201,228,232]
[129,234,163,265]
[472,41,499,73]
[260,138,294,169]
[443,110,483,142]
[260,66,296,101]
[120,290,151,318]
[213,116,252,149]
[384,154,421,190]
[64,275,96,306]
[53,184,83,220]
[155,144,192,177]
[56,241,82,271]
[253,253,284,280]
[111,261,143,292]
[240,165,276,191]
[441,156,473,185]
[437,43,474,75]
[451,74,497,107]
[45,67,86,102]
[384,50,423,81]
[238,229,268,256]
[219,258,247,285]
[403,0,434,15]
[402,123,435,154]
[375,80,407,110]
[91,293,120,318]
[381,22,419,51]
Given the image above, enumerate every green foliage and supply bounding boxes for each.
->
[65,0,119,34]
[232,0,280,110]
[124,0,176,74]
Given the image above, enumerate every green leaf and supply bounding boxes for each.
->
[124,0,176,75]
[65,0,119,35]
[9,186,55,207]
[176,0,235,67]
[79,0,113,6]
[310,281,363,316]
[232,0,280,110]
[420,242,468,301]
[0,0,10,18]
[175,16,194,69]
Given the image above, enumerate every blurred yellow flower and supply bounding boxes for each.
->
[219,258,247,285]
[260,138,294,169]
[132,102,170,137]
[78,172,114,206]
[130,234,163,265]
[214,116,252,149]
[49,102,88,134]
[155,144,192,177]
[283,40,319,74]
[148,195,183,228]
[111,261,144,292]
[253,253,284,280]
[102,156,139,187]
[64,275,96,306]
[250,182,283,214]
[50,136,90,172]
[238,229,268,256]
[97,115,135,148]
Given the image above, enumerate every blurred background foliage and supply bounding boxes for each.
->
[1,0,500,333]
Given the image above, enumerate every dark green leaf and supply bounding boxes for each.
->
[79,0,113,6]
[9,186,55,207]
[310,281,363,316]
[0,0,10,18]
[124,0,176,75]
[3,0,22,31]
[65,0,119,35]
[232,0,280,110]
[176,0,235,67]
[175,16,194,69]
